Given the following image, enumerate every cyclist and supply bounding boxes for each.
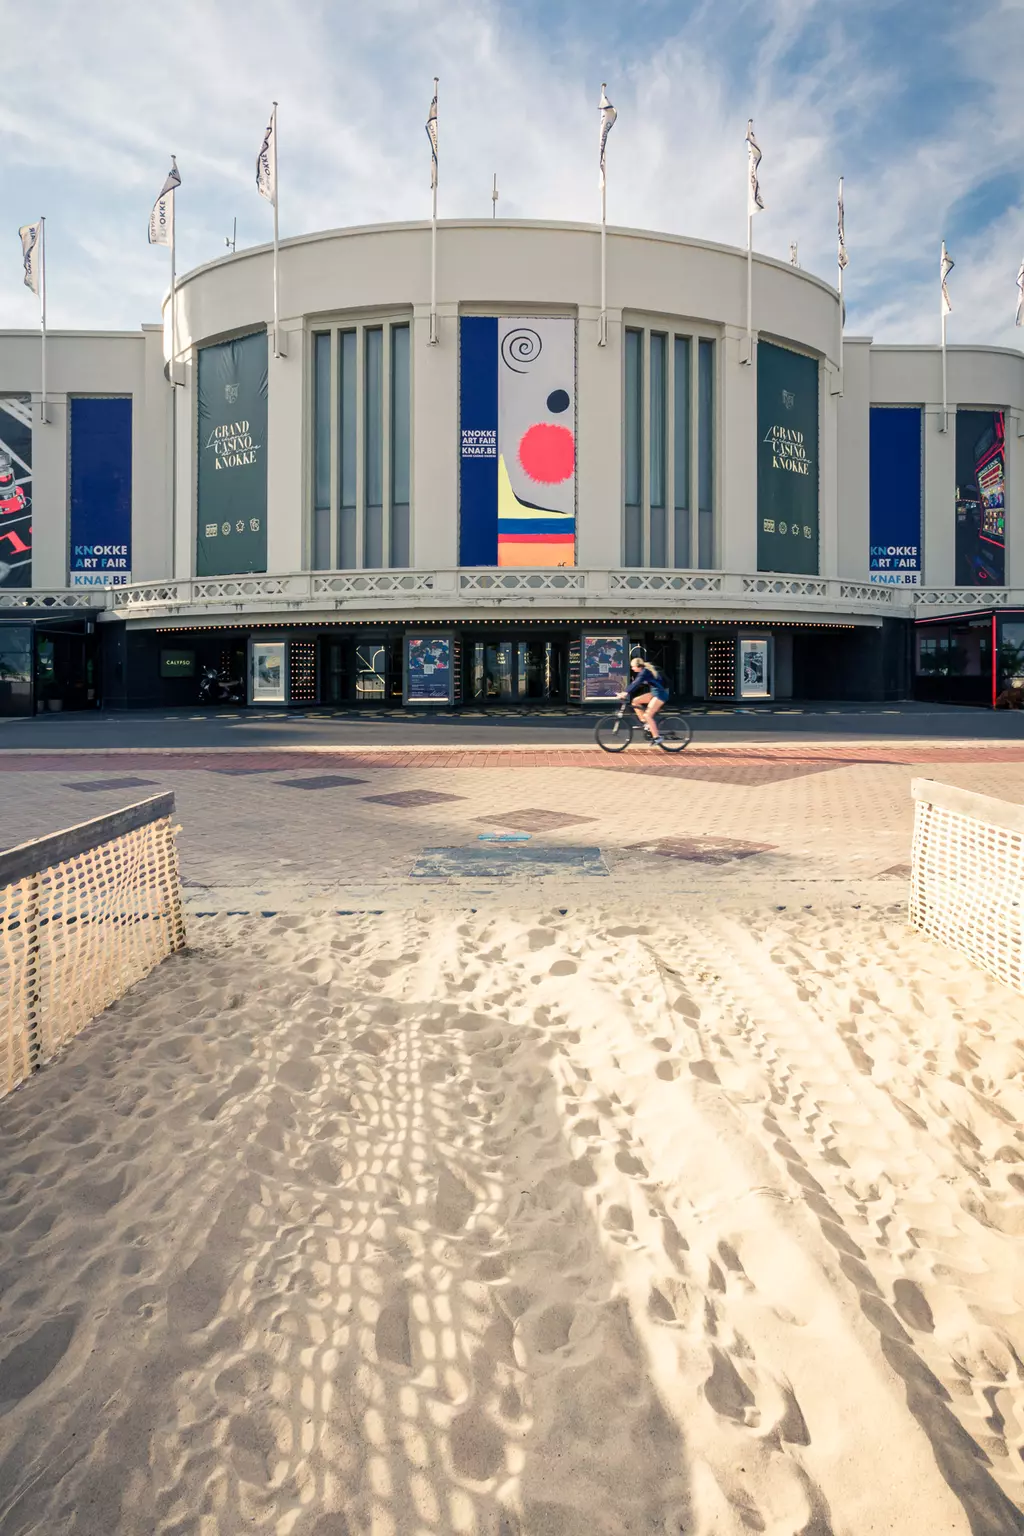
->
[618,656,670,744]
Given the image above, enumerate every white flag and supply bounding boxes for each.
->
[257,107,276,205]
[837,177,848,270]
[599,83,617,193]
[19,220,41,294]
[746,119,764,215]
[426,81,438,191]
[149,158,180,246]
[1016,256,1023,327]
[941,242,954,316]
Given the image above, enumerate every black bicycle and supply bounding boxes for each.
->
[594,700,693,753]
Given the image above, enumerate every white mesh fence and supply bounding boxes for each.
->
[1,795,185,1100]
[910,778,1024,996]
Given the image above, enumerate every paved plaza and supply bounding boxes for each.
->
[2,734,1023,912]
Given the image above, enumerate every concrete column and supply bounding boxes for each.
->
[172,360,194,580]
[835,339,871,581]
[30,397,68,588]
[719,326,757,573]
[266,323,304,574]
[411,302,458,569]
[135,327,172,581]
[922,393,956,588]
[819,360,840,577]
[576,306,622,568]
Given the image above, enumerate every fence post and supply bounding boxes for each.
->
[25,872,41,1070]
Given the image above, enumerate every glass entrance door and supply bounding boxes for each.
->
[469,639,565,702]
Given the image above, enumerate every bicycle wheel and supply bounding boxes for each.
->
[595,713,633,753]
[654,712,693,752]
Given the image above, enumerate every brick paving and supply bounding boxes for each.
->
[2,740,1022,913]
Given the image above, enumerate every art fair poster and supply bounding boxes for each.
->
[69,396,133,587]
[459,317,576,567]
[0,396,32,588]
[868,407,922,586]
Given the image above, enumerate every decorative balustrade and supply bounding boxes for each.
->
[11,574,1022,622]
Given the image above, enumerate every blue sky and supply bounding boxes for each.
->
[2,0,1022,347]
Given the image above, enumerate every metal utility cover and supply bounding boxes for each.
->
[411,846,607,879]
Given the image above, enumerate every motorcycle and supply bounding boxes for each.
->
[198,666,245,705]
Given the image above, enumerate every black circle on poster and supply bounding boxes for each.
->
[546,389,570,414]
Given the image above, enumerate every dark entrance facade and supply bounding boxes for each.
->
[89,616,909,712]
[0,616,98,717]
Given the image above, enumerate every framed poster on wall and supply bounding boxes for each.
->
[582,633,627,700]
[250,640,286,704]
[405,633,454,704]
[738,637,771,699]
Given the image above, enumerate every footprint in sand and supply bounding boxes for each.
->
[375,1291,413,1368]
[436,1168,476,1232]
[0,1311,78,1412]
[450,1408,507,1480]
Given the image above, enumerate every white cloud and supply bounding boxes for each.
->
[0,0,1020,352]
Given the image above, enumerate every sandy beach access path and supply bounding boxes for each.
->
[2,900,1024,1535]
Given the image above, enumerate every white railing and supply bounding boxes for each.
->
[11,574,1023,622]
[0,589,106,611]
[910,779,1024,996]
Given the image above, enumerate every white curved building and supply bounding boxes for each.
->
[1,218,1021,713]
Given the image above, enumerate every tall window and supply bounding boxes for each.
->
[312,334,332,569]
[623,322,716,569]
[624,329,643,566]
[309,317,412,570]
[390,324,411,566]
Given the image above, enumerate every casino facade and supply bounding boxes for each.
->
[0,217,1022,715]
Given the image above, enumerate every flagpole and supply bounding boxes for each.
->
[837,177,844,396]
[39,216,48,425]
[169,175,177,388]
[600,174,608,347]
[271,102,280,358]
[941,243,948,433]
[745,211,753,365]
[429,77,438,346]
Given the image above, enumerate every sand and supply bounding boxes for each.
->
[2,901,1024,1535]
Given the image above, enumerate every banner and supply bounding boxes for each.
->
[757,341,819,575]
[955,409,1005,586]
[69,397,132,587]
[869,407,921,586]
[251,640,285,703]
[406,633,452,703]
[459,316,576,567]
[197,331,268,576]
[0,396,32,588]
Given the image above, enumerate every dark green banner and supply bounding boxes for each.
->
[757,341,819,575]
[197,331,268,576]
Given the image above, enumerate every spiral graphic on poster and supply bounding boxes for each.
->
[501,327,543,372]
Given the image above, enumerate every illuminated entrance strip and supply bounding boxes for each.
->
[910,779,1024,996]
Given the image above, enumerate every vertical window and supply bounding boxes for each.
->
[338,331,357,568]
[673,336,691,568]
[312,333,331,569]
[649,333,666,567]
[390,324,411,567]
[698,339,715,569]
[364,327,383,568]
[624,329,643,566]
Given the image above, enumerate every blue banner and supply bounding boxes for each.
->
[69,397,132,587]
[459,317,499,565]
[869,407,921,586]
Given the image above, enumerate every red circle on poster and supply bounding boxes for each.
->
[517,423,575,484]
